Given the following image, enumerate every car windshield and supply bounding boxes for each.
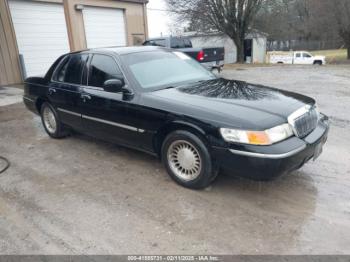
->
[122,51,216,90]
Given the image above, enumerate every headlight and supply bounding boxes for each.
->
[220,123,294,145]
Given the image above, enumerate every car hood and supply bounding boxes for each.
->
[142,78,315,130]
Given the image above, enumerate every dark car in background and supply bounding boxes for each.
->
[23,46,329,189]
[143,36,225,71]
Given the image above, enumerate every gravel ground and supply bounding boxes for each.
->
[0,65,349,254]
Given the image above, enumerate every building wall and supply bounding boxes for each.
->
[252,37,267,64]
[63,0,148,51]
[189,34,267,64]
[0,0,22,86]
[0,0,148,86]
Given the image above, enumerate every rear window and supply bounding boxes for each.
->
[143,39,166,47]
[171,38,192,48]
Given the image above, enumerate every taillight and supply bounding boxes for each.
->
[197,50,204,61]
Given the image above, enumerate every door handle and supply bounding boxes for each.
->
[81,93,91,102]
[48,88,56,95]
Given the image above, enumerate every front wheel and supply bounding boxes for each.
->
[161,130,218,189]
[40,102,69,138]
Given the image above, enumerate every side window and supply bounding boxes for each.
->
[303,53,312,58]
[154,39,166,47]
[55,54,87,84]
[171,38,185,48]
[296,53,301,58]
[184,39,192,48]
[56,57,69,82]
[88,54,122,88]
[64,54,88,84]
[143,39,165,47]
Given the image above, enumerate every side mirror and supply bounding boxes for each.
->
[103,79,125,93]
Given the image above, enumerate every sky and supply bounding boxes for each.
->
[146,0,172,37]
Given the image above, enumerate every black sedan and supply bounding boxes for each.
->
[23,46,329,189]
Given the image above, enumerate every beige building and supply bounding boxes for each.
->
[0,0,148,86]
[184,31,267,64]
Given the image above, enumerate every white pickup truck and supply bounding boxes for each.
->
[269,51,326,65]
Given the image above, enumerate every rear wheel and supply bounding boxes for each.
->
[40,102,69,138]
[314,60,323,65]
[161,130,218,189]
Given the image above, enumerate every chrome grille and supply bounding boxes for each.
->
[288,105,318,138]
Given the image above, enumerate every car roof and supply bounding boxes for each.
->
[76,46,169,56]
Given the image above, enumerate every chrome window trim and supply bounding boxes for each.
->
[229,145,307,159]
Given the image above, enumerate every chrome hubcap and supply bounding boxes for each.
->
[43,106,57,134]
[167,140,202,181]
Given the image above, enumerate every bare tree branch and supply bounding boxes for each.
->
[166,0,265,63]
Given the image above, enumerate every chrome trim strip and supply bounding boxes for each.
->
[58,108,144,133]
[82,115,139,132]
[229,145,307,159]
[23,96,35,102]
[57,108,81,117]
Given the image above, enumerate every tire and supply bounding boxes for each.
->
[161,130,218,189]
[40,102,69,138]
[314,61,322,65]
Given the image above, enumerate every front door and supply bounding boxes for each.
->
[302,52,314,64]
[80,54,142,148]
[48,53,88,130]
[295,52,313,64]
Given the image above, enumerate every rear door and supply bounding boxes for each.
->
[80,54,143,147]
[48,53,88,130]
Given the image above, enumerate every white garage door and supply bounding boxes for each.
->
[9,0,70,77]
[83,6,127,48]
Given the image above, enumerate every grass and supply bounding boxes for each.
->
[311,49,348,64]
[224,49,349,67]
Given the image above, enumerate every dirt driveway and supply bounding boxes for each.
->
[0,65,349,254]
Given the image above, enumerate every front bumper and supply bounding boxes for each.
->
[212,116,330,180]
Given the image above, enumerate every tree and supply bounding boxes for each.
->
[255,0,348,57]
[166,0,264,63]
[324,0,350,59]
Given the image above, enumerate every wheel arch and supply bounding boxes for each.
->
[153,120,208,158]
[35,96,49,114]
